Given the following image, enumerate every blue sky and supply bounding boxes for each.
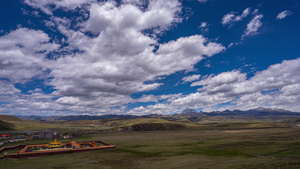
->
[0,0,300,116]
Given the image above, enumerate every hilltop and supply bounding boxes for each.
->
[0,115,22,122]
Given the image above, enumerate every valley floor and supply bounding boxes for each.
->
[1,127,300,169]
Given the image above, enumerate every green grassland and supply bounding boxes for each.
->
[1,116,299,168]
[1,124,300,169]
[10,118,295,130]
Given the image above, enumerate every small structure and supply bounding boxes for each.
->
[46,139,63,148]
[70,141,77,146]
[0,134,10,139]
[26,136,34,140]
[63,134,70,139]
[15,135,25,139]
[73,144,81,149]
[70,141,80,149]
[38,129,54,139]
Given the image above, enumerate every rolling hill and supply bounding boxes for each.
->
[0,120,14,130]
[0,115,22,121]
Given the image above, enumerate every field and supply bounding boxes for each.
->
[1,125,300,169]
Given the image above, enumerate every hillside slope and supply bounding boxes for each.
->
[0,115,22,121]
[0,120,14,130]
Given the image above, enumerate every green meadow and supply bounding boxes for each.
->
[1,126,300,169]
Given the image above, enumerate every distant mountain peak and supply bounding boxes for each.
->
[182,108,198,114]
[179,108,203,117]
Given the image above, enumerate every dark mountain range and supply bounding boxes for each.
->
[202,107,299,117]
[17,107,300,122]
[178,107,299,117]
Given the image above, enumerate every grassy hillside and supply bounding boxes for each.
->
[0,115,22,122]
[0,120,14,130]
[106,118,177,127]
[128,123,186,131]
[8,117,294,132]
[7,120,60,131]
[60,118,186,127]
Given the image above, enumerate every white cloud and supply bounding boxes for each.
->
[0,0,225,115]
[7,1,298,116]
[242,14,263,38]
[136,95,159,103]
[241,8,251,18]
[191,71,246,88]
[252,9,259,15]
[199,22,208,28]
[198,22,209,34]
[182,75,201,83]
[85,0,182,36]
[0,28,59,83]
[198,0,208,4]
[4,56,297,115]
[222,13,235,25]
[159,93,182,102]
[173,58,300,112]
[276,10,293,20]
[24,0,95,15]
[228,43,234,48]
[0,81,21,98]
[222,8,251,27]
[126,103,179,115]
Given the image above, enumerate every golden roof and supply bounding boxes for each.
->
[50,139,61,145]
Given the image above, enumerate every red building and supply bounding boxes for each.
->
[0,134,10,139]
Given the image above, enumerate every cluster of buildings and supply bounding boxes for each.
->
[1,139,115,159]
[0,134,10,140]
[38,129,83,139]
[0,129,83,146]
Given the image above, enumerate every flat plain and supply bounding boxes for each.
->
[1,124,300,169]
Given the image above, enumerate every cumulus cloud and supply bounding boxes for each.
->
[0,0,225,115]
[136,95,159,103]
[85,0,182,36]
[199,22,208,28]
[222,8,263,41]
[172,58,300,112]
[126,103,179,115]
[24,0,95,15]
[192,58,300,98]
[182,75,201,83]
[198,22,209,34]
[276,10,293,20]
[4,56,296,115]
[0,28,59,83]
[6,1,297,116]
[242,14,263,38]
[222,8,251,27]
[0,81,21,98]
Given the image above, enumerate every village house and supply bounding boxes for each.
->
[38,129,55,139]
[0,134,10,139]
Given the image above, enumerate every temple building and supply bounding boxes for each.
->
[46,139,63,148]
